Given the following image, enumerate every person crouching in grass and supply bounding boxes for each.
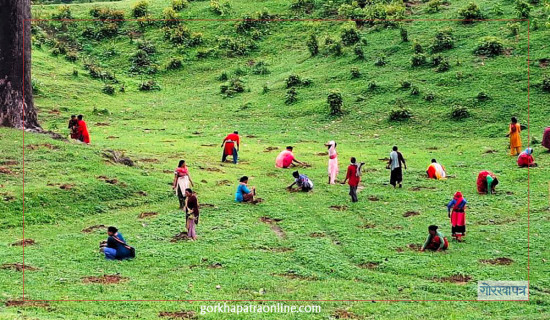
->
[100,226,135,260]
[287,171,313,192]
[235,176,256,203]
[420,225,449,252]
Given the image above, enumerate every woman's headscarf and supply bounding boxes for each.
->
[524,148,533,155]
[453,191,464,202]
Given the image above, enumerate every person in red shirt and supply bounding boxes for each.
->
[517,148,537,167]
[221,131,240,164]
[342,157,361,202]
[76,114,90,144]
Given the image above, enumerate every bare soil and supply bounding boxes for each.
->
[480,257,514,265]
[82,274,128,284]
[138,212,158,219]
[11,239,36,246]
[82,224,107,233]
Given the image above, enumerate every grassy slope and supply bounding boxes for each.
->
[1,0,550,318]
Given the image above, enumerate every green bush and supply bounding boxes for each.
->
[290,0,315,14]
[515,0,531,18]
[507,22,520,36]
[424,92,436,101]
[166,58,183,70]
[400,80,412,89]
[412,40,423,54]
[89,7,125,20]
[221,78,245,97]
[102,84,115,95]
[367,81,377,91]
[217,71,228,81]
[458,2,484,22]
[474,36,504,56]
[307,33,319,56]
[163,7,180,27]
[31,79,42,94]
[354,44,365,60]
[132,0,149,18]
[139,80,161,91]
[426,0,441,13]
[252,61,270,75]
[541,76,550,92]
[400,28,408,42]
[197,48,215,59]
[450,105,470,120]
[389,105,412,121]
[172,0,188,11]
[436,59,450,72]
[340,23,361,46]
[410,85,420,95]
[374,55,387,66]
[285,88,298,105]
[210,0,231,15]
[52,5,72,19]
[137,40,156,54]
[327,91,343,115]
[218,36,256,56]
[65,51,78,62]
[477,91,490,101]
[325,38,342,56]
[350,67,361,79]
[286,74,303,88]
[164,25,191,45]
[430,28,454,53]
[411,53,427,67]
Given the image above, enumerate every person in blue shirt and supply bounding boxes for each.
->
[287,171,313,192]
[100,226,134,260]
[235,176,256,203]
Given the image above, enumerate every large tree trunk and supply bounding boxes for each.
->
[0,0,41,131]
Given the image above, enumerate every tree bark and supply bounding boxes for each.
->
[0,0,41,130]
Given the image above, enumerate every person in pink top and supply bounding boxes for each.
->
[325,141,339,184]
[275,146,304,168]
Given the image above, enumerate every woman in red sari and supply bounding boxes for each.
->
[517,148,537,167]
[542,127,550,151]
[77,115,90,144]
[447,191,467,241]
[477,171,498,194]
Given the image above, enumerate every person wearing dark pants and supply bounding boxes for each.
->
[221,131,240,164]
[342,157,361,202]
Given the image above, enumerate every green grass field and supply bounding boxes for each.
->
[1,0,550,318]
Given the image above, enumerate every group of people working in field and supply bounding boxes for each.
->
[100,118,547,259]
[67,115,90,144]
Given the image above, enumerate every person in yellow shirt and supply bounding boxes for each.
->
[506,117,522,156]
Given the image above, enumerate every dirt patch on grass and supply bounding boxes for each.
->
[26,143,59,150]
[138,212,158,219]
[260,217,286,239]
[59,184,74,190]
[403,211,420,217]
[5,300,50,308]
[368,196,379,201]
[329,205,348,211]
[539,58,549,68]
[102,149,135,167]
[246,135,257,138]
[107,136,119,139]
[208,263,223,269]
[200,143,217,147]
[0,167,14,175]
[359,223,376,229]
[216,180,232,186]
[95,122,110,126]
[1,263,38,271]
[436,274,472,284]
[408,243,422,251]
[275,272,317,281]
[97,176,119,185]
[82,224,106,233]
[0,160,18,166]
[378,157,390,161]
[317,152,328,156]
[140,158,159,163]
[480,257,514,265]
[410,186,436,191]
[159,311,197,319]
[11,239,36,246]
[332,309,360,319]
[484,149,498,154]
[396,247,405,253]
[358,262,379,269]
[198,166,223,172]
[262,247,293,253]
[82,274,128,284]
[264,146,279,152]
[426,146,438,150]
[309,232,326,238]
[171,232,191,242]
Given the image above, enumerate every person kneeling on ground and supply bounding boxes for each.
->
[426,158,446,179]
[235,176,256,203]
[476,171,499,194]
[276,146,306,168]
[517,148,537,167]
[287,171,313,192]
[420,225,449,252]
[100,226,135,260]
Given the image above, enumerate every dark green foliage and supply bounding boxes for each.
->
[172,0,188,11]
[450,105,470,120]
[139,80,161,91]
[412,40,423,54]
[354,44,365,60]
[341,24,361,46]
[458,2,484,22]
[285,74,311,88]
[541,76,550,92]
[84,62,117,82]
[474,36,504,56]
[163,8,180,27]
[400,80,412,89]
[411,54,427,67]
[436,58,450,72]
[350,67,361,79]
[389,104,412,121]
[31,79,42,94]
[210,0,231,15]
[137,40,156,55]
[431,54,444,66]
[368,81,377,91]
[426,0,441,13]
[424,92,436,101]
[430,28,454,53]
[285,88,298,105]
[327,91,343,115]
[166,58,183,70]
[89,7,124,20]
[102,84,115,95]
[52,5,72,19]
[218,36,257,56]
[507,22,520,36]
[325,37,342,56]
[132,0,149,18]
[290,0,315,14]
[252,61,270,75]
[220,78,245,97]
[235,11,274,35]
[410,86,420,95]
[515,0,531,19]
[400,28,408,42]
[65,51,78,62]
[477,91,490,101]
[164,25,192,45]
[262,83,270,94]
[307,34,319,56]
[374,55,387,66]
[197,48,215,59]
[217,72,228,81]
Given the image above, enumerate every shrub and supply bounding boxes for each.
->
[327,91,343,115]
[307,33,319,56]
[354,44,365,60]
[210,0,231,15]
[167,58,183,70]
[507,22,520,36]
[221,78,245,97]
[491,3,504,15]
[90,7,125,20]
[137,40,156,54]
[436,59,450,72]
[139,80,161,91]
[102,84,115,95]
[218,36,256,56]
[31,79,42,94]
[72,69,79,77]
[197,48,215,59]
[172,0,188,11]
[163,7,180,27]
[164,25,191,45]
[350,67,361,79]
[52,5,72,19]
[374,55,387,66]
[340,23,361,46]
[389,105,412,121]
[424,92,435,101]
[188,32,204,47]
[326,40,342,56]
[286,74,303,88]
[132,0,149,18]
[474,36,504,56]
[541,76,550,92]
[410,86,420,95]
[411,53,427,67]
[400,27,408,42]
[131,49,151,68]
[367,81,377,91]
[458,2,484,22]
[426,0,441,13]
[262,83,270,94]
[400,80,412,89]
[477,91,490,101]
[290,0,315,14]
[412,40,423,53]
[515,0,531,19]
[65,51,78,62]
[431,54,444,66]
[252,61,270,75]
[285,88,298,105]
[450,105,470,120]
[430,28,454,53]
[217,71,228,81]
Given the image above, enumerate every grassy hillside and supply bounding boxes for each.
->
[1,0,550,318]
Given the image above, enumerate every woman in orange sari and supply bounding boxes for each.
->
[506,117,522,156]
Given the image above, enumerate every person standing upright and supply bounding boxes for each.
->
[76,114,90,144]
[506,117,522,156]
[325,141,339,184]
[388,146,406,188]
[221,131,240,164]
[342,157,361,202]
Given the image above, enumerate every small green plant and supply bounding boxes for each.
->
[541,75,550,92]
[458,2,484,22]
[172,0,188,11]
[31,79,42,94]
[252,61,270,75]
[290,0,315,14]
[220,78,245,97]
[491,3,504,15]
[412,40,423,54]
[410,85,420,95]
[507,22,520,36]
[327,90,343,115]
[474,36,505,56]
[436,59,450,72]
[350,67,361,79]
[137,40,156,55]
[102,84,115,95]
[217,71,228,81]
[327,40,343,56]
[477,91,490,101]
[72,69,78,77]
[286,74,303,88]
[400,27,408,42]
[400,80,412,89]
[389,103,412,121]
[52,5,72,19]
[307,33,319,56]
[167,58,183,70]
[132,0,149,18]
[65,51,78,62]
[139,80,161,91]
[163,7,180,27]
[374,55,387,66]
[354,44,365,60]
[424,92,436,101]
[285,88,298,105]
[210,0,231,15]
[430,28,454,53]
[426,0,441,13]
[515,0,531,18]
[411,53,427,67]
[450,105,470,120]
[164,25,191,45]
[367,81,377,91]
[262,83,270,94]
[340,23,361,46]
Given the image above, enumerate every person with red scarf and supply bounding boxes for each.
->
[76,114,90,144]
[221,131,240,164]
[447,191,467,242]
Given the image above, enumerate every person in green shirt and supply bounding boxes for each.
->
[420,225,449,252]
